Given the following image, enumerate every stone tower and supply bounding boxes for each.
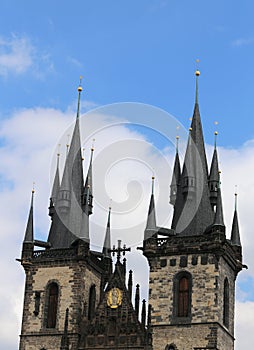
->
[18,81,150,350]
[142,70,244,350]
[18,72,245,350]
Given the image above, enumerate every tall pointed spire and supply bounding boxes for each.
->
[52,152,60,203]
[195,65,200,104]
[170,136,181,206]
[135,284,140,318]
[171,68,214,235]
[213,172,224,227]
[103,206,111,257]
[145,176,157,239]
[231,192,241,246]
[84,147,94,215]
[209,131,220,208]
[80,185,90,243]
[48,78,85,248]
[24,189,34,243]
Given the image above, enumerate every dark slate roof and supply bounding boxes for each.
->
[103,207,112,258]
[23,190,34,243]
[231,203,241,246]
[209,146,219,183]
[51,154,60,205]
[213,185,224,227]
[170,149,181,205]
[171,78,214,236]
[48,87,87,248]
[145,179,157,240]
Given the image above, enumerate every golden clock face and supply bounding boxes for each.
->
[107,287,123,309]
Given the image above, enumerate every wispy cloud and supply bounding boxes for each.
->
[231,37,254,47]
[0,35,34,76]
[0,34,54,79]
[67,56,83,68]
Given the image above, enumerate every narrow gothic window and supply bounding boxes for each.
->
[178,276,189,317]
[173,271,192,320]
[223,278,229,328]
[88,284,96,320]
[46,282,58,328]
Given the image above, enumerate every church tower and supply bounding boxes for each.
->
[142,70,244,350]
[18,71,245,350]
[18,81,150,350]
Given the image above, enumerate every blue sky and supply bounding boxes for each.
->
[1,0,254,146]
[0,1,254,349]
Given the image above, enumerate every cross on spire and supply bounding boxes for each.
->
[109,240,131,261]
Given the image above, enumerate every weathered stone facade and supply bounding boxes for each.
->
[19,243,102,350]
[18,74,244,350]
[143,230,242,350]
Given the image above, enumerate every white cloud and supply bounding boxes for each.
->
[0,104,253,349]
[0,34,54,78]
[231,37,254,47]
[235,301,254,349]
[0,35,34,76]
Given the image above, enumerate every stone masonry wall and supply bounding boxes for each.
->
[149,253,235,350]
[19,259,101,350]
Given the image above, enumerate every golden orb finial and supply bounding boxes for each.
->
[78,75,83,92]
[195,59,200,76]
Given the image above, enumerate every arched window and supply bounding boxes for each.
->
[178,276,189,317]
[46,282,59,328]
[223,278,229,328]
[88,284,96,320]
[173,271,192,321]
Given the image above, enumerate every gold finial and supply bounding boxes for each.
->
[32,182,35,193]
[151,175,155,195]
[109,198,112,211]
[214,122,219,147]
[189,127,192,132]
[78,75,83,92]
[91,138,95,151]
[234,185,238,210]
[195,59,200,76]
[176,135,180,152]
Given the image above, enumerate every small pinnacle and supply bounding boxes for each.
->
[78,75,83,92]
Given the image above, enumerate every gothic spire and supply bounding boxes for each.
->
[171,69,214,235]
[84,147,94,215]
[23,189,34,243]
[48,79,85,248]
[102,206,111,257]
[209,132,219,208]
[231,192,241,246]
[80,186,90,243]
[213,172,224,227]
[51,152,60,204]
[145,176,157,239]
[170,136,181,206]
